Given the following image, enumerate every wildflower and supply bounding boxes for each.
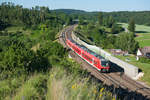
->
[93,89,97,94]
[99,93,103,98]
[72,83,77,89]
[100,88,104,93]
[50,74,54,78]
[112,97,116,100]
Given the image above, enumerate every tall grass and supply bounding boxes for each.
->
[12,74,47,100]
[46,67,114,100]
[0,75,26,100]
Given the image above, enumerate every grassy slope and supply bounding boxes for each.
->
[46,66,114,100]
[135,33,150,48]
[5,26,32,35]
[119,23,150,33]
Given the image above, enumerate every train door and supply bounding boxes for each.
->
[93,59,101,70]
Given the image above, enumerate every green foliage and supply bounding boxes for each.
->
[98,12,103,26]
[79,16,84,25]
[103,16,115,28]
[115,32,139,53]
[66,17,73,25]
[0,2,67,29]
[0,76,26,100]
[128,18,135,33]
[13,74,47,100]
[54,9,150,25]
[76,23,139,53]
[139,57,150,63]
[111,24,124,34]
[0,42,50,77]
[46,67,114,100]
[0,19,9,30]
[38,41,65,58]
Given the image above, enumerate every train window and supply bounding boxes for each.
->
[101,60,108,67]
[94,60,98,65]
[82,53,92,62]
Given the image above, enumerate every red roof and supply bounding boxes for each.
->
[139,46,150,56]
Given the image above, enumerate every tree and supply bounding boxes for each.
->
[111,24,124,34]
[79,16,84,25]
[115,32,139,53]
[111,24,116,34]
[66,17,73,25]
[98,12,103,26]
[108,16,115,28]
[128,18,135,33]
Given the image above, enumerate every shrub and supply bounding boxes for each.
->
[139,57,150,63]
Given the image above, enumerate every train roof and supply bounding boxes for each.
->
[69,39,107,61]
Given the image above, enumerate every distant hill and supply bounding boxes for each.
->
[53,9,88,14]
[53,9,150,25]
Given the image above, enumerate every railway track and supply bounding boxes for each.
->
[59,25,150,100]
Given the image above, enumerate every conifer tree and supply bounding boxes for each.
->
[128,18,135,33]
[98,12,103,26]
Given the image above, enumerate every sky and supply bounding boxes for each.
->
[0,0,150,12]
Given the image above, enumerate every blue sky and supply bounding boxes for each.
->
[0,0,150,12]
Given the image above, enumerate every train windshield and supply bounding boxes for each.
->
[101,60,108,67]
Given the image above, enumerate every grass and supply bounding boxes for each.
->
[119,23,150,33]
[135,33,150,47]
[46,67,114,100]
[12,74,47,100]
[0,76,26,100]
[5,26,32,35]
[119,23,150,47]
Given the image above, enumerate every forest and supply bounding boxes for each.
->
[54,9,150,25]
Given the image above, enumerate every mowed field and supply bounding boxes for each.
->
[119,23,150,48]
[5,26,32,35]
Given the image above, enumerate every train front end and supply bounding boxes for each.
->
[100,59,110,72]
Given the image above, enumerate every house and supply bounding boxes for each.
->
[137,46,150,60]
[110,49,128,56]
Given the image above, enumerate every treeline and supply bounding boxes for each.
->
[0,2,73,30]
[102,11,150,25]
[54,9,150,25]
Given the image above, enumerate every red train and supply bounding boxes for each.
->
[66,39,110,72]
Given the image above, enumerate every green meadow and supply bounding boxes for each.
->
[119,23,150,47]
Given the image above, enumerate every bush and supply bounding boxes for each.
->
[139,57,150,63]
